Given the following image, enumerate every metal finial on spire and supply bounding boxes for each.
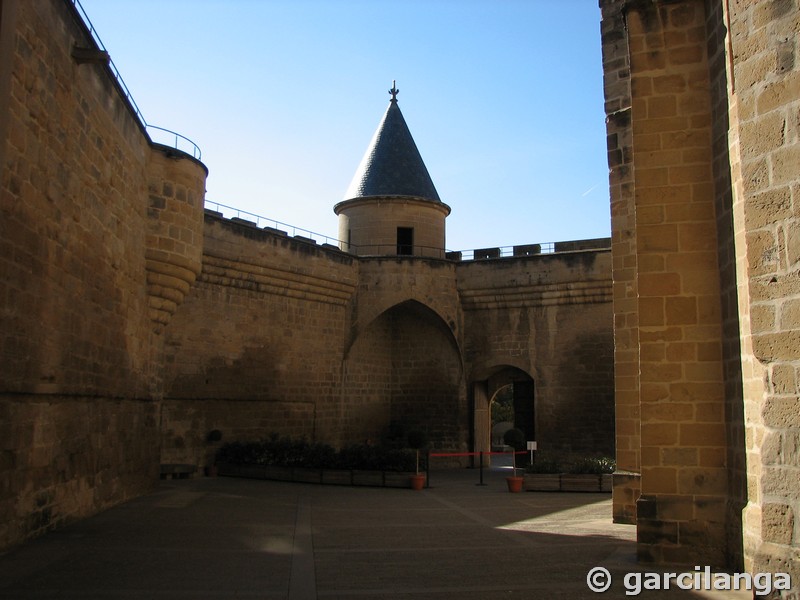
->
[389,80,399,102]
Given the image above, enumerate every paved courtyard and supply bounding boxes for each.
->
[0,467,753,599]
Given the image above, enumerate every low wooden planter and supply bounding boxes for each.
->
[216,463,418,489]
[221,464,268,480]
[352,470,385,487]
[523,474,560,492]
[321,469,353,485]
[524,473,612,493]
[264,465,294,482]
[293,468,323,484]
[561,474,604,492]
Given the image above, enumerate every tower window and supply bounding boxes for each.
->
[397,227,413,256]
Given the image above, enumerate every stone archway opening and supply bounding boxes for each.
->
[489,384,514,451]
[472,366,535,467]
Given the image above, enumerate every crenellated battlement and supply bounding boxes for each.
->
[204,204,610,263]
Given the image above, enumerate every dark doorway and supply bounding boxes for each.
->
[397,227,413,256]
[513,380,535,442]
[476,367,536,465]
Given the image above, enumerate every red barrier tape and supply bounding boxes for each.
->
[428,452,475,458]
[428,450,528,458]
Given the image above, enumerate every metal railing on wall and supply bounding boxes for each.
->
[204,201,344,248]
[453,238,611,261]
[342,244,450,259]
[70,0,202,160]
[203,200,611,261]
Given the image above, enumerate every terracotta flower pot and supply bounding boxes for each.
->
[506,476,524,493]
[410,474,426,490]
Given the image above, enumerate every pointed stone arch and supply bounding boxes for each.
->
[340,299,466,449]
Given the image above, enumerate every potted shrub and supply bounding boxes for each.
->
[407,429,428,490]
[503,428,525,492]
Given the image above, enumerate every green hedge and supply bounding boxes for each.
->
[525,454,615,475]
[216,433,423,472]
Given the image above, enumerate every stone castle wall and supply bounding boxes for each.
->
[163,219,612,467]
[458,251,615,457]
[162,214,358,461]
[705,0,748,572]
[1,0,616,558]
[600,0,800,583]
[600,0,641,525]
[627,0,730,567]
[724,0,800,583]
[0,0,205,549]
[5,0,787,584]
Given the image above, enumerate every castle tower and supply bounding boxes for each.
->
[334,82,451,258]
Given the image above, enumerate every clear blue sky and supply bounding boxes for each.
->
[79,0,610,252]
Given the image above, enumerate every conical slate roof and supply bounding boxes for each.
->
[343,84,441,203]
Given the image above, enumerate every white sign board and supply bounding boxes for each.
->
[527,441,537,451]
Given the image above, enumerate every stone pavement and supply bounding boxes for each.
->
[0,468,753,599]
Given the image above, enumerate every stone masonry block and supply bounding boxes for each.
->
[637,185,692,207]
[698,447,726,469]
[677,90,711,115]
[740,110,786,158]
[761,466,800,499]
[787,222,800,266]
[756,72,800,114]
[665,296,697,325]
[772,144,800,186]
[640,342,666,362]
[751,303,777,334]
[747,187,793,230]
[694,402,724,423]
[642,467,678,494]
[640,361,683,382]
[646,402,694,422]
[637,205,665,224]
[639,297,665,326]
[683,361,723,382]
[655,496,695,521]
[641,423,678,446]
[769,363,798,394]
[638,224,679,252]
[665,341,696,361]
[753,331,800,362]
[762,503,794,545]
[677,466,728,495]
[648,95,677,117]
[669,45,704,67]
[665,201,715,222]
[679,423,727,447]
[678,222,718,252]
[661,447,698,467]
[762,396,800,428]
[746,229,780,276]
[736,52,780,91]
[640,326,683,342]
[652,74,687,94]
[761,430,784,466]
